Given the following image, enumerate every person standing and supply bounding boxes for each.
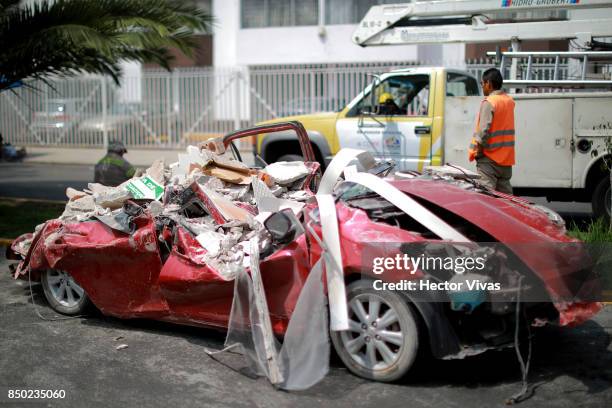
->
[94,140,136,186]
[468,68,515,194]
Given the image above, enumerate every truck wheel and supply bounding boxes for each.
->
[330,280,419,382]
[41,269,90,315]
[591,176,611,221]
[277,154,303,162]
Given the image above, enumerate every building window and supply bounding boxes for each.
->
[325,0,399,25]
[241,0,318,28]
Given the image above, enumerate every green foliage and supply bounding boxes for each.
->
[0,0,213,90]
[568,218,612,292]
[568,217,612,243]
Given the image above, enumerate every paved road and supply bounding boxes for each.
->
[1,255,610,408]
[0,162,92,201]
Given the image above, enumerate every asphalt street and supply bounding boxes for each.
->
[0,162,92,201]
[0,255,611,408]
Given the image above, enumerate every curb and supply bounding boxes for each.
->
[0,196,66,205]
[23,160,97,166]
[0,238,13,246]
[603,291,612,305]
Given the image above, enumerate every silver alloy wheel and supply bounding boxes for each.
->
[46,269,85,308]
[340,293,404,370]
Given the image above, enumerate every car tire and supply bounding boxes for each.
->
[591,176,611,221]
[277,154,303,162]
[330,280,419,382]
[41,269,90,315]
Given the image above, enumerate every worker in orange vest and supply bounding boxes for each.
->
[468,68,515,194]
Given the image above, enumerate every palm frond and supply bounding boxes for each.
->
[0,0,215,91]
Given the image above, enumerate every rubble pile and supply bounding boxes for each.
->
[26,140,317,279]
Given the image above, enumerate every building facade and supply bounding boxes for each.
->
[212,0,465,68]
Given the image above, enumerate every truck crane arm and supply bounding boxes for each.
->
[353,0,612,46]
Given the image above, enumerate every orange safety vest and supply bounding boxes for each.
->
[468,92,516,166]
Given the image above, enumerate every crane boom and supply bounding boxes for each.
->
[353,0,612,46]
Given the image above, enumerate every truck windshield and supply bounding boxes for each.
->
[349,74,430,117]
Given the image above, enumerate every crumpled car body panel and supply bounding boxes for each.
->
[389,179,602,325]
[16,215,312,335]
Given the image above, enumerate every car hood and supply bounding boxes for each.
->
[390,178,569,243]
[258,111,339,125]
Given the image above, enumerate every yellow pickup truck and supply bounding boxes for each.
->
[255,67,480,172]
[255,66,612,218]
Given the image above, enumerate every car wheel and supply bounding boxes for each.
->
[330,280,419,382]
[41,269,90,315]
[277,154,303,162]
[591,176,611,221]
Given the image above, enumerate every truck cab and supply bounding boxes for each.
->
[255,67,480,172]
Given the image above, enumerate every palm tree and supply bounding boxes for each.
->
[0,0,214,91]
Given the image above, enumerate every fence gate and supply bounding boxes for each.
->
[3,59,588,150]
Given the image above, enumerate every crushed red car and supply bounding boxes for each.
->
[7,121,602,389]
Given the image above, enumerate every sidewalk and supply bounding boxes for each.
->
[23,146,254,167]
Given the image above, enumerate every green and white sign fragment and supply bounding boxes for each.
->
[125,176,164,200]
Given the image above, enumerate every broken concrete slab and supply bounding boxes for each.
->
[263,161,310,186]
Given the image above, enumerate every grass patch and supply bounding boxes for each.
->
[0,198,65,239]
[568,217,612,297]
[568,217,612,243]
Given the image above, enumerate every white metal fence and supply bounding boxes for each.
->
[0,58,589,149]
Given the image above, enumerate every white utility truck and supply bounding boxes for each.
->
[351,0,612,218]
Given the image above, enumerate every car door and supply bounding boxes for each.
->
[336,73,435,172]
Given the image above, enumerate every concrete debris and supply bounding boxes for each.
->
[195,230,228,258]
[200,138,226,155]
[65,187,87,201]
[90,184,132,210]
[116,344,129,351]
[30,139,316,279]
[423,165,480,179]
[61,195,96,218]
[263,161,310,186]
[145,159,166,183]
[282,190,311,202]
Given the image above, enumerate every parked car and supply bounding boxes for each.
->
[31,98,84,141]
[78,103,179,145]
[7,122,602,385]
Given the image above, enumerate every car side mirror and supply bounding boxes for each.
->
[264,209,299,245]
